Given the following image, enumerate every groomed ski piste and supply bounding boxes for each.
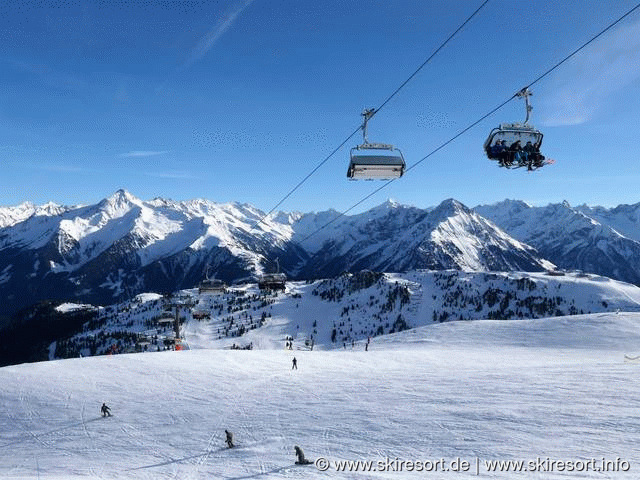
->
[2,310,640,478]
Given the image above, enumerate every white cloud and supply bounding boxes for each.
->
[120,151,169,158]
[540,19,640,126]
[182,0,255,70]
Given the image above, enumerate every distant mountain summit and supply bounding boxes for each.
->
[0,191,554,315]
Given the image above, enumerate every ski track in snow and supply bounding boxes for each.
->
[2,314,640,478]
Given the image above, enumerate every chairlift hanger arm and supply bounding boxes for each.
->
[515,87,533,124]
[361,108,377,144]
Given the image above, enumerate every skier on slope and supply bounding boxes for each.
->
[292,357,297,370]
[225,430,234,448]
[101,403,111,417]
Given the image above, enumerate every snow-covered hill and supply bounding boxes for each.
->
[46,270,640,362]
[1,311,639,479]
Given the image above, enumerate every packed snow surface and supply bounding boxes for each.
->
[2,312,640,478]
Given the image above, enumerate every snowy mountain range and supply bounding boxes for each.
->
[2,191,640,317]
[475,200,640,286]
[0,190,552,316]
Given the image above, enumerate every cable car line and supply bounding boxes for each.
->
[522,2,640,93]
[250,0,491,230]
[367,0,491,120]
[297,96,515,244]
[296,1,640,244]
[484,2,640,171]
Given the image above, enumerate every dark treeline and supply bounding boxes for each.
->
[0,301,96,367]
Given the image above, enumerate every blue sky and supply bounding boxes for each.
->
[1,0,640,213]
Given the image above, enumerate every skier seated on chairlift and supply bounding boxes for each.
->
[489,140,504,160]
[509,140,523,166]
[497,140,511,166]
[522,141,536,170]
[532,144,546,169]
[522,141,546,170]
[101,403,111,417]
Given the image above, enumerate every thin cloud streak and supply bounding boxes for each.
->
[120,151,169,158]
[182,0,255,70]
[540,19,640,126]
[155,0,255,92]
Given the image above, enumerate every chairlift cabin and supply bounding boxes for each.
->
[484,88,549,170]
[258,272,286,291]
[198,266,227,294]
[348,108,406,180]
[258,258,286,291]
[198,278,227,295]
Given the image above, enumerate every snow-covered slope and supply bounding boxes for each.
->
[46,270,640,361]
[475,199,640,285]
[1,312,639,479]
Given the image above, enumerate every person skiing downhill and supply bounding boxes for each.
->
[292,357,297,370]
[225,430,234,448]
[101,403,111,417]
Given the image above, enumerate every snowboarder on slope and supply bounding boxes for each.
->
[225,430,234,448]
[292,357,297,370]
[294,445,312,465]
[101,403,111,417]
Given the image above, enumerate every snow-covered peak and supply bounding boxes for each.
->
[576,202,640,243]
[36,201,66,217]
[0,201,37,227]
[429,198,470,220]
[476,200,640,285]
[365,198,410,217]
[481,198,532,213]
[97,189,142,216]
